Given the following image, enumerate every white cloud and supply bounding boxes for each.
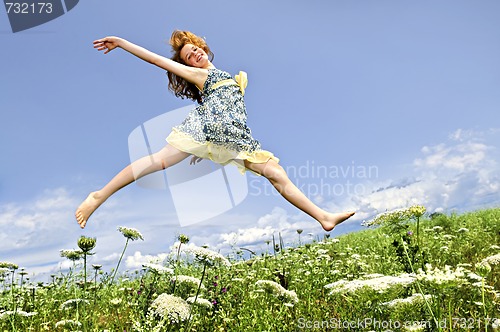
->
[125,251,169,269]
[326,128,500,221]
[0,188,77,249]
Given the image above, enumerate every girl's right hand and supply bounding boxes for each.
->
[93,36,122,54]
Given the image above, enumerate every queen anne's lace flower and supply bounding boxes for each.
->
[416,264,467,284]
[382,293,432,307]
[255,280,299,306]
[60,249,83,261]
[55,319,82,328]
[186,296,213,309]
[481,253,500,266]
[0,310,37,319]
[150,293,191,323]
[143,263,174,275]
[325,274,415,294]
[118,226,144,241]
[0,268,11,276]
[60,298,90,310]
[183,245,231,267]
[362,205,426,227]
[171,275,205,290]
[0,262,18,270]
[110,298,122,306]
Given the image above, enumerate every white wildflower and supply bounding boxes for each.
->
[331,239,340,243]
[0,262,18,270]
[186,296,213,309]
[382,293,432,307]
[363,205,426,227]
[142,263,174,275]
[117,226,144,241]
[404,322,427,331]
[255,280,299,306]
[467,272,484,282]
[55,319,82,328]
[171,275,205,290]
[490,245,500,250]
[325,274,415,294]
[417,265,467,285]
[60,249,83,261]
[432,226,443,232]
[60,298,89,310]
[457,227,469,233]
[443,234,455,240]
[481,253,500,266]
[351,254,361,260]
[150,293,191,323]
[0,310,37,319]
[110,298,122,306]
[183,245,231,267]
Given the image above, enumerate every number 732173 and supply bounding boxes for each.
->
[5,2,53,14]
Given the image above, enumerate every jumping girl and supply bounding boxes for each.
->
[75,30,355,230]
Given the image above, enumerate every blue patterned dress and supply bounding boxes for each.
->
[166,68,278,173]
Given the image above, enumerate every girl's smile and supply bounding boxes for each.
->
[180,43,210,68]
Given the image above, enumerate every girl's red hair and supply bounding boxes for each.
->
[167,30,214,103]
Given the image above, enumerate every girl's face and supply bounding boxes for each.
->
[180,43,210,68]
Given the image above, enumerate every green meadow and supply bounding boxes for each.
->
[1,207,499,331]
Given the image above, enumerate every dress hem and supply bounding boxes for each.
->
[166,128,279,175]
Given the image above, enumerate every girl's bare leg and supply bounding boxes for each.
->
[75,144,190,229]
[245,159,355,232]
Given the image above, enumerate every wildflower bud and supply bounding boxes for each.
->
[77,236,96,253]
[178,234,190,244]
[476,262,492,277]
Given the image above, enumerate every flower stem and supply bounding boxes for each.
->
[401,236,440,330]
[83,253,87,292]
[186,263,207,330]
[172,242,183,295]
[111,238,129,284]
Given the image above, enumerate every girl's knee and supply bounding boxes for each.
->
[262,161,286,181]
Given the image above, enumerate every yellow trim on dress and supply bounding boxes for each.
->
[209,71,248,96]
[166,128,279,175]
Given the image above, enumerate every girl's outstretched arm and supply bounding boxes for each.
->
[93,36,207,89]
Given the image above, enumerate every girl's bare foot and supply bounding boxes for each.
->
[320,211,355,232]
[75,192,104,229]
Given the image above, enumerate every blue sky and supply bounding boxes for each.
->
[1,0,499,278]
